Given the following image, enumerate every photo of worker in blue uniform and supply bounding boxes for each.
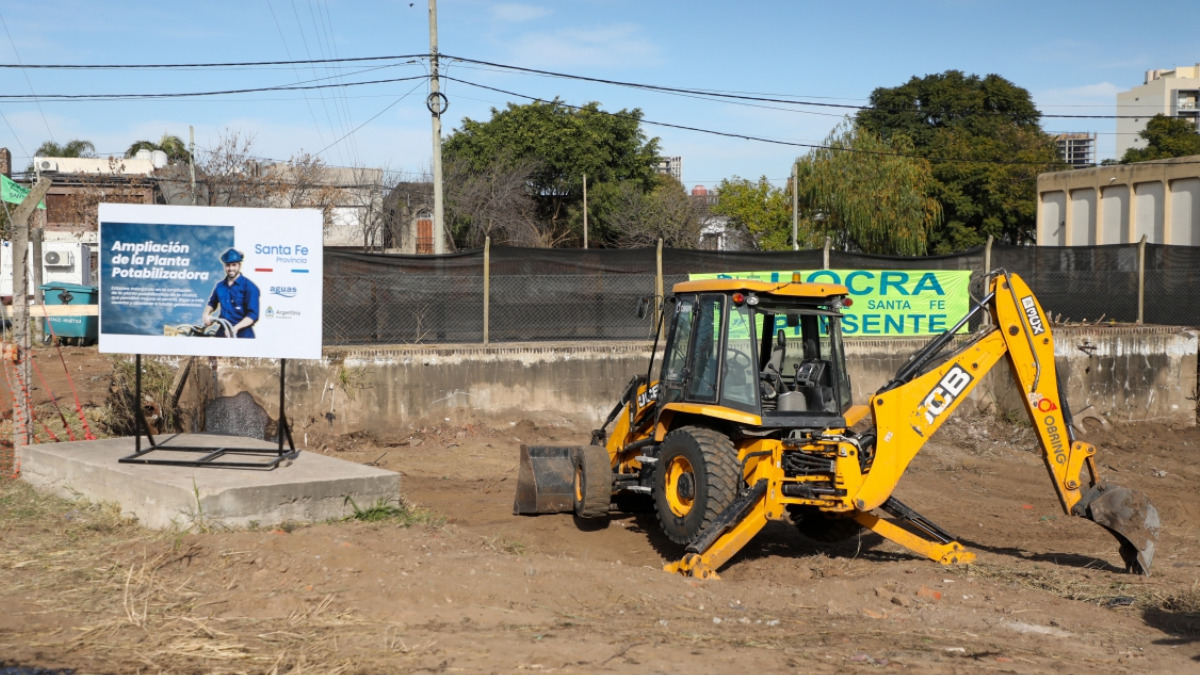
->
[202,248,261,338]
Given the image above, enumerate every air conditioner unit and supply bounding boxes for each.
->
[44,250,73,267]
[38,160,57,172]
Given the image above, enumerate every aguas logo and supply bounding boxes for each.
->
[270,286,298,298]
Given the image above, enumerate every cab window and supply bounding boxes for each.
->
[684,294,724,402]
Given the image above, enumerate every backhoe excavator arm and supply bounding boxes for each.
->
[860,272,1159,574]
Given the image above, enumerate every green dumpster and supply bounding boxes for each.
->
[40,282,98,345]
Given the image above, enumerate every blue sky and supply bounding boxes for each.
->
[0,0,1196,191]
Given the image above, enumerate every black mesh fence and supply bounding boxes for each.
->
[323,242,1199,345]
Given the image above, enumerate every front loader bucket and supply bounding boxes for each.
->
[513,445,578,515]
[1081,484,1161,576]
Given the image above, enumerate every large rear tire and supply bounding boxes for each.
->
[573,444,613,519]
[787,505,863,542]
[653,426,741,545]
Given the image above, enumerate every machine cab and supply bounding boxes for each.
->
[656,278,853,428]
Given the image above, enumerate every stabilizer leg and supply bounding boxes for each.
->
[665,480,770,579]
[853,497,976,565]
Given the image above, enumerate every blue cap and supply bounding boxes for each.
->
[219,248,244,264]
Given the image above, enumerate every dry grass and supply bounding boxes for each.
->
[0,477,447,673]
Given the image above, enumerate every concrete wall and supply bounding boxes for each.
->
[1038,156,1200,246]
[207,326,1197,440]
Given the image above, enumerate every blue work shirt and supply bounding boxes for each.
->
[207,274,261,338]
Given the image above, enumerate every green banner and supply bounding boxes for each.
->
[1,174,46,209]
[688,269,972,336]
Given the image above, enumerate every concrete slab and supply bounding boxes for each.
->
[20,434,401,530]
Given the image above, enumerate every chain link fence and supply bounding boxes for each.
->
[323,242,1200,345]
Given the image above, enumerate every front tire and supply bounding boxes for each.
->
[653,426,741,545]
[573,444,612,519]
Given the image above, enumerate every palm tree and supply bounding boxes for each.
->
[34,139,96,158]
[126,133,189,163]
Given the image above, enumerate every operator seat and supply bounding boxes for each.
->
[761,329,788,401]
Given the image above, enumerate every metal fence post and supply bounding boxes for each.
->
[982,235,993,325]
[483,236,490,344]
[823,236,831,269]
[655,238,664,333]
[1137,234,1146,325]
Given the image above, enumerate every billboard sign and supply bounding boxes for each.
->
[98,204,323,359]
[688,269,972,336]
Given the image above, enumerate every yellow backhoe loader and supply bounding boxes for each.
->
[515,271,1160,579]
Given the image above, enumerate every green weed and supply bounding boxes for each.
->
[342,495,444,526]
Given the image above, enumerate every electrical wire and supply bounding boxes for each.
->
[0,51,1158,121]
[0,11,54,142]
[0,75,426,101]
[268,0,333,160]
[442,75,1067,167]
[0,54,426,69]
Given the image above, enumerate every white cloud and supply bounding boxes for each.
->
[506,23,658,69]
[490,3,552,23]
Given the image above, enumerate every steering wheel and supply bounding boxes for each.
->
[726,349,753,372]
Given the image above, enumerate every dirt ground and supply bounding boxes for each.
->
[0,348,1198,673]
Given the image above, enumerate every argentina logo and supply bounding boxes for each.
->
[270,286,298,298]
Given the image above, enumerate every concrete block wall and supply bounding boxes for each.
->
[214,325,1198,439]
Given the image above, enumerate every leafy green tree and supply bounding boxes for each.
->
[585,174,701,248]
[33,138,96,158]
[126,133,190,163]
[443,99,661,247]
[711,176,797,251]
[857,70,1062,251]
[1121,114,1200,163]
[794,119,940,255]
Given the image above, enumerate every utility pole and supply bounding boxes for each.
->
[10,178,51,455]
[582,173,588,249]
[189,125,197,205]
[31,224,43,340]
[428,0,446,254]
[791,162,799,251]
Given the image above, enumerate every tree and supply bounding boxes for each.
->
[443,99,661,246]
[126,133,190,163]
[794,119,940,255]
[1121,114,1200,163]
[587,174,703,248]
[444,153,542,248]
[857,70,1062,251]
[710,176,797,251]
[33,138,96,158]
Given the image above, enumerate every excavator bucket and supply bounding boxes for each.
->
[1082,485,1160,576]
[513,445,578,515]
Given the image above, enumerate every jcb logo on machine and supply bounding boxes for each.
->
[921,365,973,425]
[637,384,660,410]
[1021,295,1046,336]
[631,384,660,425]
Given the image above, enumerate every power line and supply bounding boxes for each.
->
[442,75,1066,167]
[0,50,1170,123]
[437,54,1151,121]
[0,75,426,102]
[0,54,425,69]
[312,81,424,159]
[268,0,332,163]
[0,11,54,143]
